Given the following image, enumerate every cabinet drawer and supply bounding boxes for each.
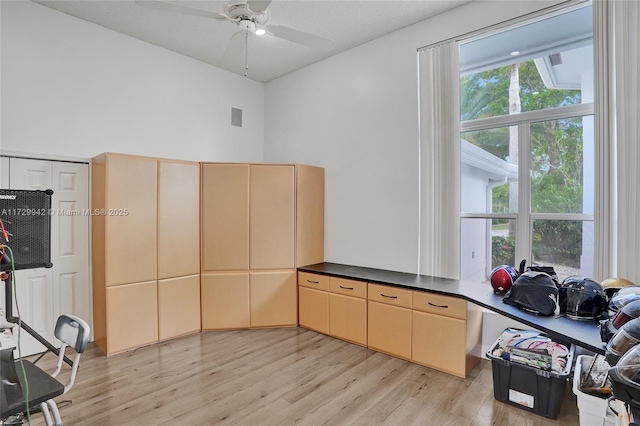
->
[298,272,330,291]
[330,277,367,299]
[413,292,466,320]
[368,283,412,309]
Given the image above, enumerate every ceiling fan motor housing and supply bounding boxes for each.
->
[239,20,256,34]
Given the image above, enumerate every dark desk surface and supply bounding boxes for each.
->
[299,262,606,355]
[1,360,64,419]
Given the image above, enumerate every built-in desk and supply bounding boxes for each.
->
[298,262,605,355]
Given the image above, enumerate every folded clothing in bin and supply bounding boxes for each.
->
[488,328,571,373]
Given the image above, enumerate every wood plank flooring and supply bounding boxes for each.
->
[23,328,579,425]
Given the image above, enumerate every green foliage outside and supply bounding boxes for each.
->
[461,60,585,267]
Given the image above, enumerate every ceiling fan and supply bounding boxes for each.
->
[136,0,336,76]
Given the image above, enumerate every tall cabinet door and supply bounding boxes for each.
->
[104,154,157,286]
[249,165,295,270]
[201,164,249,271]
[158,160,200,279]
[158,160,201,339]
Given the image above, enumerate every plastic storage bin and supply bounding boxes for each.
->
[487,328,575,419]
[573,355,616,426]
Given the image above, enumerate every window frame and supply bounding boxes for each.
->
[460,101,594,271]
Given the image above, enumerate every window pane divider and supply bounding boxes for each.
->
[461,103,594,132]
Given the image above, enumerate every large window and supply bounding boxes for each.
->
[459,4,594,283]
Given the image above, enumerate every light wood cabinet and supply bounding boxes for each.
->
[328,277,367,346]
[329,293,367,346]
[250,271,297,327]
[105,281,158,354]
[368,300,412,360]
[299,285,329,334]
[411,292,482,378]
[201,164,249,271]
[297,273,481,378]
[158,160,200,279]
[201,273,250,330]
[100,154,158,287]
[158,275,201,340]
[249,165,295,270]
[296,165,325,267]
[298,273,367,346]
[93,153,201,355]
[201,163,324,330]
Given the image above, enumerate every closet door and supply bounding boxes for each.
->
[51,162,90,341]
[8,159,55,356]
[0,157,8,187]
[5,158,90,356]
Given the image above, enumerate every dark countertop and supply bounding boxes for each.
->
[298,262,606,355]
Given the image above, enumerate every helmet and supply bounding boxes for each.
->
[609,345,640,411]
[559,277,606,320]
[602,278,636,299]
[609,286,640,315]
[612,300,640,331]
[490,265,519,295]
[606,317,640,366]
[502,271,558,316]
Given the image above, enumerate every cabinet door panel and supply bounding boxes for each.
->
[105,155,157,286]
[412,311,466,377]
[201,273,249,329]
[367,300,411,359]
[329,293,367,346]
[158,161,200,278]
[158,275,201,340]
[296,165,324,267]
[250,165,295,269]
[106,281,158,354]
[250,271,297,327]
[299,286,329,334]
[201,164,249,271]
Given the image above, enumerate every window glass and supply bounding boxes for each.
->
[461,126,518,214]
[460,6,592,121]
[532,219,593,277]
[460,218,516,282]
[530,116,594,214]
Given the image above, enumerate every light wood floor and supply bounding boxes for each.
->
[25,327,579,425]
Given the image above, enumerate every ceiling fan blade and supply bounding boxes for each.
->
[222,31,248,66]
[267,25,335,52]
[247,0,272,14]
[135,0,229,21]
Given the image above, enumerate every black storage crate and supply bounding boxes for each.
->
[487,329,575,419]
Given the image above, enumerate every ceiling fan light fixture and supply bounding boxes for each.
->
[255,26,266,36]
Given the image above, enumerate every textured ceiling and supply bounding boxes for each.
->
[32,0,474,82]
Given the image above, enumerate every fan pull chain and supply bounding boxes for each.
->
[244,29,249,77]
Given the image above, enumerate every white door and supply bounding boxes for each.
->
[0,157,8,188]
[6,158,90,356]
[51,162,91,333]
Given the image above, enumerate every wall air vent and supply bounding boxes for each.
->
[549,53,563,66]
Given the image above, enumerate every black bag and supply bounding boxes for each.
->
[0,347,24,414]
[502,270,559,316]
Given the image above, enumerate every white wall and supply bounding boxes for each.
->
[264,1,563,273]
[0,1,264,163]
